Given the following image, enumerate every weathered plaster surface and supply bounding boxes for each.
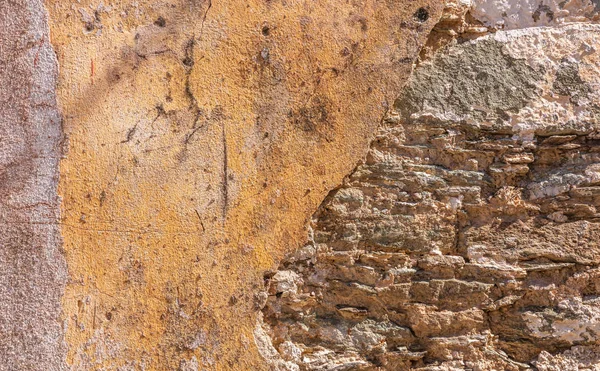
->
[43,0,442,369]
[0,0,66,370]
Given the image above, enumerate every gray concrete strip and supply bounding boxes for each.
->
[0,1,67,370]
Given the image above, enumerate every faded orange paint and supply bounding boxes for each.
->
[46,0,442,369]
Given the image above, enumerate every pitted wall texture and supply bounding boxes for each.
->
[0,0,66,370]
[43,0,442,369]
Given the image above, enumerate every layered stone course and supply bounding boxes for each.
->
[262,25,600,370]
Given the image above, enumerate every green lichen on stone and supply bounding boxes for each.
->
[395,39,544,124]
[553,60,592,105]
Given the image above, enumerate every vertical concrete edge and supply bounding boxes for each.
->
[0,0,67,369]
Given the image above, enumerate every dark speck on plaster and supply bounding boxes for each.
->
[154,16,167,27]
[414,7,430,23]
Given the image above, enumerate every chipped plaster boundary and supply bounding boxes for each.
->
[250,8,451,370]
[48,0,445,368]
[0,0,67,370]
[261,21,600,370]
[254,11,600,369]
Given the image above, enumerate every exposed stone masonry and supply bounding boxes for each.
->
[261,25,600,370]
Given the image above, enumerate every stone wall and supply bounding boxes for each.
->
[2,0,600,369]
[261,4,600,370]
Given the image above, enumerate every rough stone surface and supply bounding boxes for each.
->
[0,0,66,370]
[419,0,600,63]
[262,24,600,370]
[471,0,600,29]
